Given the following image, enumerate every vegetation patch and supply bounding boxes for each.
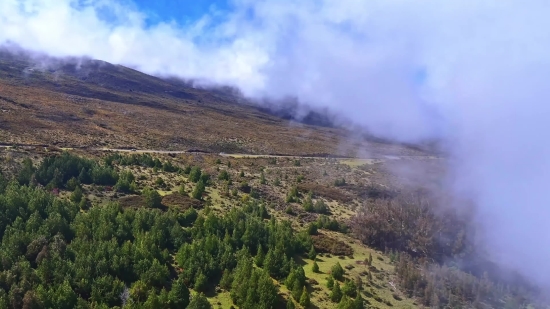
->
[162,192,204,210]
[312,233,354,256]
[297,182,353,203]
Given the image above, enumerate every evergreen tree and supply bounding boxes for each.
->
[286,298,295,309]
[194,272,208,292]
[255,244,265,267]
[353,292,364,309]
[66,177,80,191]
[189,167,202,183]
[299,287,310,308]
[331,262,345,281]
[168,276,190,309]
[327,276,335,288]
[312,261,320,273]
[330,282,343,303]
[306,223,318,235]
[256,270,278,309]
[188,293,212,309]
[220,269,233,290]
[192,180,206,200]
[292,283,303,301]
[70,186,83,203]
[142,187,162,208]
[342,280,357,297]
[308,246,317,260]
[337,295,353,309]
[143,290,161,309]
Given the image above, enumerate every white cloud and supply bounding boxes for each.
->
[2,0,550,288]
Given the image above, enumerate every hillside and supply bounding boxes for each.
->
[0,48,426,158]
[0,48,542,309]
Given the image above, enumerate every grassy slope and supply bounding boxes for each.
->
[52,151,423,308]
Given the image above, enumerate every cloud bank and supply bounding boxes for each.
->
[2,0,550,287]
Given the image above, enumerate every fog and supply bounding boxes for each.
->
[2,0,550,288]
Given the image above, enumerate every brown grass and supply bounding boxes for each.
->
[162,192,203,210]
[0,51,434,158]
[312,233,354,256]
[298,182,353,203]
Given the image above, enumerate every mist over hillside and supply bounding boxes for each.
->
[1,0,550,307]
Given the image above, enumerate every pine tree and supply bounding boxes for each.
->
[342,280,357,297]
[292,282,302,301]
[70,186,83,203]
[256,270,278,309]
[187,293,212,309]
[255,244,265,267]
[286,298,295,309]
[192,179,206,200]
[299,286,310,308]
[142,187,162,208]
[168,276,190,309]
[353,292,364,309]
[143,290,161,309]
[337,295,353,309]
[285,271,296,290]
[312,261,320,273]
[189,167,202,182]
[308,246,317,260]
[327,276,335,288]
[330,282,343,303]
[331,262,345,281]
[220,269,233,290]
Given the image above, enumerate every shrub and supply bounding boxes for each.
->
[260,172,266,185]
[334,178,346,187]
[218,170,230,181]
[313,199,329,214]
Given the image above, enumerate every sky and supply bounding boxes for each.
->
[131,0,230,26]
[1,0,550,290]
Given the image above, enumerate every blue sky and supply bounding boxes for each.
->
[132,0,230,26]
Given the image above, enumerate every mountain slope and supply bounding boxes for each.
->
[0,48,425,157]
